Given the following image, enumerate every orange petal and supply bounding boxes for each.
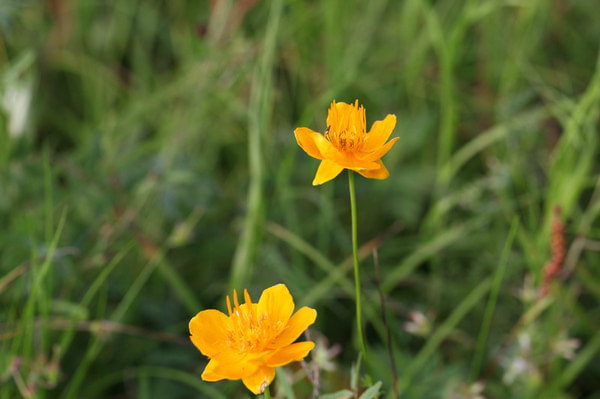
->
[241,366,276,395]
[312,160,344,185]
[303,131,378,171]
[326,100,337,131]
[270,306,317,348]
[210,348,242,364]
[356,160,390,180]
[311,136,346,164]
[326,100,348,129]
[363,114,397,152]
[205,356,259,380]
[201,359,224,382]
[265,341,315,367]
[297,130,356,170]
[235,302,260,330]
[358,137,399,162]
[339,152,381,170]
[189,309,231,357]
[294,127,326,160]
[258,284,295,331]
[328,101,364,133]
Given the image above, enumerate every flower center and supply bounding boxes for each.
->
[225,290,282,353]
[325,126,365,152]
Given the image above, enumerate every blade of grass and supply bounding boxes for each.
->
[133,366,229,399]
[57,240,135,356]
[20,208,67,362]
[268,221,401,307]
[0,264,27,295]
[229,0,283,291]
[482,296,554,380]
[395,276,493,396]
[40,147,54,360]
[373,249,398,399]
[382,221,478,294]
[275,367,296,399]
[60,252,163,399]
[439,107,547,185]
[469,217,519,380]
[266,222,355,303]
[423,0,482,178]
[15,213,38,363]
[543,52,600,247]
[155,257,202,314]
[556,331,600,390]
[266,222,390,344]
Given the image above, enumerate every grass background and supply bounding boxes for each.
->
[1,0,600,398]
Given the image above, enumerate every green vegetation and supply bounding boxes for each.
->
[1,0,600,397]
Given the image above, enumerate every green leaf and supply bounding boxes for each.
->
[319,390,354,399]
[359,381,382,399]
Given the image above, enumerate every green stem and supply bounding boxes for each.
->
[348,170,371,378]
[262,386,271,399]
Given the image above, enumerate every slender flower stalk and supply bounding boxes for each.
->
[263,387,271,399]
[348,170,370,377]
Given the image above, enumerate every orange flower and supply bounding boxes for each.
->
[295,100,398,185]
[189,284,317,394]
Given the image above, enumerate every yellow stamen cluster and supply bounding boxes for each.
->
[325,100,367,152]
[225,290,281,353]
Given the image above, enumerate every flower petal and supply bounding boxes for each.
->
[204,356,259,380]
[270,306,317,348]
[201,359,224,382]
[358,137,399,162]
[337,152,380,170]
[189,309,231,358]
[300,126,379,171]
[327,100,365,133]
[312,160,344,185]
[363,114,397,152]
[326,100,342,129]
[241,366,276,395]
[294,127,325,160]
[265,341,315,368]
[311,136,346,164]
[258,284,295,331]
[298,131,364,170]
[356,160,390,180]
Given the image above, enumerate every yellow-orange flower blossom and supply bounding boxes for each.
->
[295,99,398,185]
[189,284,317,394]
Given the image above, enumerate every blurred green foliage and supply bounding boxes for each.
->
[1,0,600,398]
